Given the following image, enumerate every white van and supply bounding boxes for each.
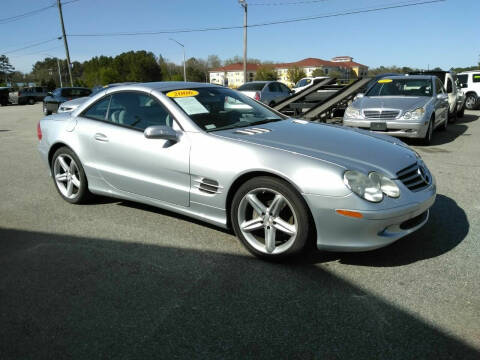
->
[457,71,480,110]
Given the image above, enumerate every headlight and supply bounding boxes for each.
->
[344,171,400,202]
[402,107,425,120]
[344,106,362,119]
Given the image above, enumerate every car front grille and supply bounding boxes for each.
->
[396,162,431,192]
[363,110,400,119]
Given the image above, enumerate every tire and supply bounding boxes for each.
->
[457,105,465,118]
[51,147,91,204]
[448,106,457,124]
[422,117,434,145]
[465,94,478,110]
[28,97,35,105]
[231,176,310,259]
[43,103,51,115]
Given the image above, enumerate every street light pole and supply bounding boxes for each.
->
[239,0,248,84]
[56,58,63,87]
[56,0,73,86]
[169,38,186,82]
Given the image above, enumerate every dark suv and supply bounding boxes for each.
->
[11,87,48,105]
[43,87,92,115]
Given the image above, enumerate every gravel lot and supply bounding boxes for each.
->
[1,103,479,359]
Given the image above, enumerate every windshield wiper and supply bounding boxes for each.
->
[248,118,283,126]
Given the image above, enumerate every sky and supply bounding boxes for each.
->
[1,0,479,73]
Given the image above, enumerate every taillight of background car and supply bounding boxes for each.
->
[37,122,42,140]
[254,92,261,101]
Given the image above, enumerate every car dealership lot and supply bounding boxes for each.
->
[0,104,479,359]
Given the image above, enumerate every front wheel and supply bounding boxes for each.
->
[422,117,434,145]
[51,147,91,204]
[231,176,310,259]
[457,104,465,118]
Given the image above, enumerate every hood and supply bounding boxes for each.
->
[354,96,430,111]
[215,120,418,177]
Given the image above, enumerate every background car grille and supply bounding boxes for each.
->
[396,162,431,192]
[363,110,400,119]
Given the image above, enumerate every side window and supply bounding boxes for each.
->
[108,92,173,131]
[280,84,290,93]
[446,78,453,93]
[83,96,111,121]
[268,83,281,92]
[473,74,480,83]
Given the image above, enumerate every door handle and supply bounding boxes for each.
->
[94,133,109,142]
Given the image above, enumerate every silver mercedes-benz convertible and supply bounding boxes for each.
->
[37,82,436,259]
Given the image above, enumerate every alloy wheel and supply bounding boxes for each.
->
[237,188,298,255]
[53,154,81,199]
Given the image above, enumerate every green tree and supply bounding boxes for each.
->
[287,67,306,84]
[0,55,15,85]
[311,68,326,77]
[254,65,277,81]
[185,57,206,82]
[158,55,183,81]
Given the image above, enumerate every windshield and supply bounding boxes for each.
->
[294,78,312,88]
[366,78,433,97]
[237,83,265,91]
[165,87,286,132]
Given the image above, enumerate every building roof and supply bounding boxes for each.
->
[210,63,261,72]
[209,58,368,72]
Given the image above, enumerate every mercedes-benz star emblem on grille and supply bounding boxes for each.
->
[417,166,428,184]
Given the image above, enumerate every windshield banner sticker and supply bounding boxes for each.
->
[166,90,199,98]
[378,79,393,84]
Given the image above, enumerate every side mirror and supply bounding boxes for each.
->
[436,93,447,100]
[354,93,364,100]
[144,125,179,141]
[47,92,53,96]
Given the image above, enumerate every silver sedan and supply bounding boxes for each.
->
[37,82,436,259]
[343,75,449,145]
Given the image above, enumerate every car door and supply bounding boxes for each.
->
[76,90,190,207]
[435,78,448,124]
[46,89,60,112]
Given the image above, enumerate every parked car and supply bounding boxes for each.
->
[43,87,92,115]
[343,75,449,145]
[237,81,292,106]
[38,82,436,259]
[292,76,329,93]
[0,87,10,106]
[409,70,465,121]
[10,86,48,105]
[57,83,136,113]
[457,70,480,110]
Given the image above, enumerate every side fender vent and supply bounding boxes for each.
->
[234,128,271,135]
[193,178,223,194]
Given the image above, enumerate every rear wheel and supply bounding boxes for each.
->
[457,104,465,118]
[231,176,310,259]
[465,94,478,110]
[51,147,91,204]
[28,97,35,105]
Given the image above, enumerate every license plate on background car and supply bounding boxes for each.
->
[370,122,387,131]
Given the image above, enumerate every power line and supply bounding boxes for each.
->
[0,38,61,55]
[9,46,63,58]
[0,0,82,25]
[67,0,445,37]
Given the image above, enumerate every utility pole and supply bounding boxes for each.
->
[239,0,247,84]
[57,0,73,86]
[169,38,186,82]
[56,58,63,87]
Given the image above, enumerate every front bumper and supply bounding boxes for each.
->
[343,118,429,139]
[304,183,436,252]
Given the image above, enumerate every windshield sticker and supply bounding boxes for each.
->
[166,89,199,98]
[174,97,209,115]
[474,75,480,79]
[378,79,393,84]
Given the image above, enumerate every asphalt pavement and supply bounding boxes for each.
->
[0,103,479,359]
